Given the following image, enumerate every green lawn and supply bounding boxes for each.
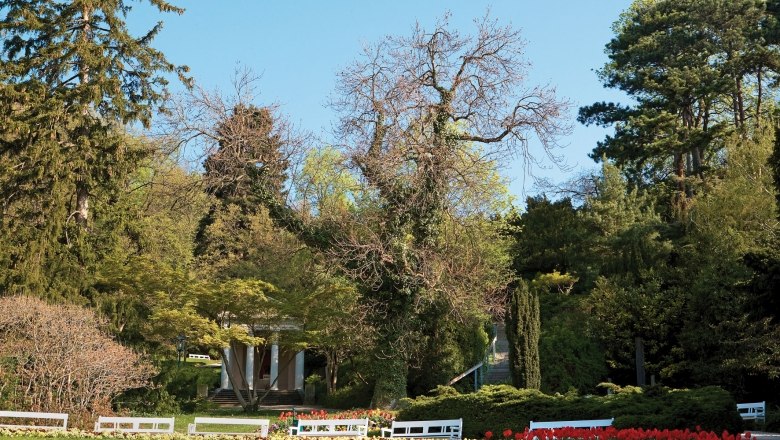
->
[174,408,283,433]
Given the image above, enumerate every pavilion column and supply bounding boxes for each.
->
[220,346,232,389]
[294,350,305,390]
[245,345,255,390]
[270,343,279,390]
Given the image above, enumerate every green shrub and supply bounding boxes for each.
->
[764,403,779,432]
[319,382,373,409]
[398,384,742,438]
[117,360,220,414]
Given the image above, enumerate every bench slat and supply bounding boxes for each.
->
[529,418,614,430]
[737,402,766,422]
[382,419,462,439]
[289,418,369,437]
[95,416,175,434]
[0,411,68,431]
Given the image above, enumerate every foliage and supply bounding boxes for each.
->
[482,427,747,440]
[538,295,607,394]
[0,296,155,429]
[299,275,375,394]
[506,197,591,285]
[671,131,780,391]
[505,281,541,390]
[89,156,209,347]
[118,361,220,414]
[579,0,779,206]
[408,316,490,397]
[277,408,395,430]
[0,0,186,297]
[398,384,742,438]
[317,382,374,409]
[170,13,562,407]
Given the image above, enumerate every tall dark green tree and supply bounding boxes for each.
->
[507,197,591,283]
[0,0,186,296]
[505,280,541,390]
[579,0,780,212]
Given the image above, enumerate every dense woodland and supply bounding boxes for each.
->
[1,0,780,417]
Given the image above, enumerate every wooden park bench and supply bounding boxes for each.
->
[289,418,369,437]
[737,402,766,423]
[381,419,463,439]
[94,416,175,434]
[0,411,68,431]
[188,416,270,436]
[529,418,614,430]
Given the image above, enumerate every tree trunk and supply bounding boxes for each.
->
[221,346,250,409]
[325,351,338,393]
[75,183,89,227]
[736,76,745,127]
[75,5,92,229]
[635,337,646,386]
[673,151,687,215]
[757,66,763,126]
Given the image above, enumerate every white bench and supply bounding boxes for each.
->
[737,402,766,423]
[529,418,614,430]
[289,418,369,437]
[381,419,463,439]
[188,354,211,360]
[188,417,269,436]
[0,411,68,431]
[94,416,175,434]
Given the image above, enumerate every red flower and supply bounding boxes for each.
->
[515,432,524,440]
[485,431,494,440]
[745,433,752,440]
[503,429,513,438]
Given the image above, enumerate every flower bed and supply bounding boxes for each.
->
[273,408,395,435]
[482,427,753,440]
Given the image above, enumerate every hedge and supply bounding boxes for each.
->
[397,385,743,438]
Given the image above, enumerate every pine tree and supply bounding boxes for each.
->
[0,0,186,295]
[505,280,541,390]
[579,0,779,210]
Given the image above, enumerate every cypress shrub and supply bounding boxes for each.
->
[398,385,743,438]
[506,281,541,389]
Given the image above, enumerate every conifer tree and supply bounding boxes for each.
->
[0,0,186,295]
[505,280,541,390]
[579,0,780,211]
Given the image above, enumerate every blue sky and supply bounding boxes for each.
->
[128,1,633,199]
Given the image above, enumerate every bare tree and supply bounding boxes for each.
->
[325,15,569,406]
[0,296,155,428]
[168,14,569,407]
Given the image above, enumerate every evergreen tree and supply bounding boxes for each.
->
[0,0,185,296]
[505,280,541,390]
[579,0,779,211]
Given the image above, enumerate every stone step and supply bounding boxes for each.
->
[210,389,302,406]
[484,323,511,384]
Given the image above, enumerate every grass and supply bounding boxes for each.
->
[173,408,283,433]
